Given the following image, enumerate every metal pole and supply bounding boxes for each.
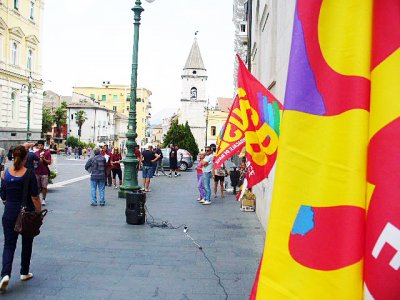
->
[119,0,144,197]
[26,73,32,141]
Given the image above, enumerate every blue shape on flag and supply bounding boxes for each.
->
[292,205,315,236]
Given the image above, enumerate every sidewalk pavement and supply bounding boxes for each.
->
[0,167,265,299]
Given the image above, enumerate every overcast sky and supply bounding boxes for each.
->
[42,0,236,123]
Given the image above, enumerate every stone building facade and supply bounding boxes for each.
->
[0,0,44,149]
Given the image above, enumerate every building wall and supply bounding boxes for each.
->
[247,0,296,230]
[206,109,229,148]
[67,106,114,145]
[0,0,44,149]
[72,85,152,147]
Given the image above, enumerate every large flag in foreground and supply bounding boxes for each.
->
[236,56,283,188]
[250,0,399,299]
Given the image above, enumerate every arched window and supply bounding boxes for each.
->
[11,91,16,119]
[11,42,17,65]
[27,49,32,70]
[190,87,197,100]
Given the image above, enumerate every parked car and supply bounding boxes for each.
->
[161,148,193,171]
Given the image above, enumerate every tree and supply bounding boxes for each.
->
[75,110,87,141]
[42,108,54,135]
[66,136,79,148]
[163,120,199,159]
[53,101,67,139]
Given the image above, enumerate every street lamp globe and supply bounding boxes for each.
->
[28,92,33,98]
[28,76,33,83]
[144,0,155,2]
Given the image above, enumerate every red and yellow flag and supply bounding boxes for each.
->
[214,95,245,169]
[251,0,399,299]
[236,56,283,188]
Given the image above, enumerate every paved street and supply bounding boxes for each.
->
[0,155,265,299]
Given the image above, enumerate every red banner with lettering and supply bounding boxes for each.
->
[214,95,245,169]
[237,56,283,188]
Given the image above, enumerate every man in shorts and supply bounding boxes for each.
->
[35,140,52,206]
[141,144,160,192]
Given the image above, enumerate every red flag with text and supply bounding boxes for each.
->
[236,56,283,188]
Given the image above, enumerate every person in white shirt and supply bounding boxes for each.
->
[200,146,214,205]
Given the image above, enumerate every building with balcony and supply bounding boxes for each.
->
[72,84,152,147]
[0,0,44,149]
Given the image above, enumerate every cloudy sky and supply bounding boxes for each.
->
[42,0,236,123]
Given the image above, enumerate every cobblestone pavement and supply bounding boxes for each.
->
[0,156,265,299]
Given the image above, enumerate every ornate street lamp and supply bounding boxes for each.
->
[119,0,154,198]
[21,72,37,141]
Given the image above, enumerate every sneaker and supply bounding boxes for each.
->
[20,273,33,281]
[197,197,201,201]
[0,275,9,292]
[199,199,206,203]
[114,185,118,189]
[202,201,212,205]
[90,203,97,207]
[41,200,47,206]
[100,203,105,207]
[168,174,172,178]
[174,174,178,177]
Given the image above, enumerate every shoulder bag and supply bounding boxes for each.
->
[14,169,48,238]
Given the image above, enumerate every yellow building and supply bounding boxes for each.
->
[72,83,152,146]
[0,0,44,149]
[206,97,233,149]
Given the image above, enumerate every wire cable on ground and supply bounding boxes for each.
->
[145,205,229,300]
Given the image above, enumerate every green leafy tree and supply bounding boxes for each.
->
[66,136,79,148]
[42,108,54,134]
[75,110,87,141]
[53,101,68,138]
[163,120,199,159]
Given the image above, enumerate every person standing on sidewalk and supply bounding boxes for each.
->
[110,148,123,189]
[23,143,39,172]
[101,145,112,187]
[196,152,205,202]
[34,140,51,206]
[85,147,106,206]
[0,146,5,178]
[168,144,178,177]
[154,144,166,176]
[0,146,42,292]
[201,146,214,205]
[141,144,159,192]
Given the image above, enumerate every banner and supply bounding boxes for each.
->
[214,95,245,169]
[251,0,372,299]
[364,0,400,298]
[236,56,283,188]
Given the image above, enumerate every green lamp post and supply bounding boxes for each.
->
[21,72,36,142]
[119,0,152,197]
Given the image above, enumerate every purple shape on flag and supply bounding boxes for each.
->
[284,6,326,116]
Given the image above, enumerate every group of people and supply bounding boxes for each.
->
[196,146,230,205]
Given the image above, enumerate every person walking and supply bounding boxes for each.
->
[101,145,112,187]
[110,148,123,189]
[82,148,87,160]
[141,144,159,192]
[196,152,205,202]
[200,146,214,205]
[154,144,165,176]
[0,146,42,292]
[85,147,106,206]
[213,163,228,199]
[168,144,178,177]
[34,141,51,206]
[175,145,183,177]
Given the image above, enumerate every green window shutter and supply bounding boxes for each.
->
[113,95,118,102]
[102,95,106,101]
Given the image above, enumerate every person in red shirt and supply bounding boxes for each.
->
[34,140,52,206]
[110,148,123,189]
[100,145,112,186]
[134,145,142,170]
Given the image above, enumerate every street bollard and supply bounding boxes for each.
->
[125,191,146,225]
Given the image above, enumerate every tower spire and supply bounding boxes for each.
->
[184,36,206,70]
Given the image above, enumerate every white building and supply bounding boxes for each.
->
[233,0,296,229]
[67,101,116,146]
[177,37,207,149]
